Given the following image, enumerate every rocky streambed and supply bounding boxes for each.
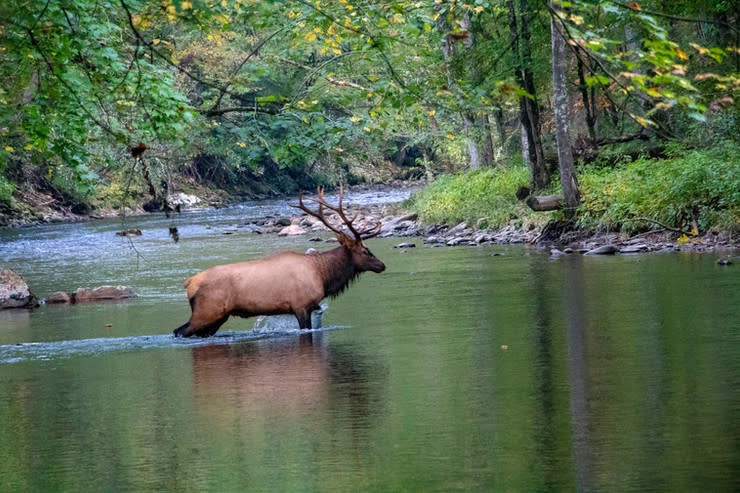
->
[223,202,738,257]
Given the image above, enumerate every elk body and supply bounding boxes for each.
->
[173,188,385,337]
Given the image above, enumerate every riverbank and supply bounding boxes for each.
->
[248,201,738,256]
[3,182,736,257]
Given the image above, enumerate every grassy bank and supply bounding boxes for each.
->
[408,142,740,235]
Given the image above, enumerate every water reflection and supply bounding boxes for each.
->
[562,256,594,492]
[190,333,386,430]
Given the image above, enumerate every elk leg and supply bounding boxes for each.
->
[192,315,229,337]
[294,309,312,330]
[173,322,190,337]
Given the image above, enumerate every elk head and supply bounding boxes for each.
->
[293,186,385,273]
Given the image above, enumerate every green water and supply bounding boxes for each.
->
[1,202,738,492]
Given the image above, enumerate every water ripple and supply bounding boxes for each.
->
[0,325,344,364]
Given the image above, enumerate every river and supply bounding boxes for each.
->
[0,188,738,491]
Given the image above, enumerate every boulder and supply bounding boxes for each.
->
[584,245,619,255]
[74,286,136,303]
[46,291,74,304]
[273,217,292,227]
[278,224,307,236]
[167,192,201,208]
[446,236,472,246]
[115,229,142,237]
[446,222,469,236]
[0,269,39,309]
[619,244,648,254]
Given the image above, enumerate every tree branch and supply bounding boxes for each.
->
[605,0,740,34]
[210,27,287,112]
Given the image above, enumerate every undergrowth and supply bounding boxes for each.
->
[578,141,739,233]
[409,141,739,234]
[407,166,554,229]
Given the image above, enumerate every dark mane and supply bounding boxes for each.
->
[314,246,360,298]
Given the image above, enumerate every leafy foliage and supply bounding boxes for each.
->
[408,165,549,228]
[579,141,740,232]
[0,0,737,230]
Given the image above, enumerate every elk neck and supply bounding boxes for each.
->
[315,246,360,298]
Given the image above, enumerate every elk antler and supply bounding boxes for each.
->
[291,186,382,240]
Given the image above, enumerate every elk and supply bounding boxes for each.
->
[173,187,385,337]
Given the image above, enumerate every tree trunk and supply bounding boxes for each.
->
[493,107,507,150]
[576,57,597,145]
[520,123,530,168]
[507,0,549,189]
[477,113,496,167]
[438,10,484,170]
[550,1,580,218]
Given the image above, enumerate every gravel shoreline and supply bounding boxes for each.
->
[250,202,738,257]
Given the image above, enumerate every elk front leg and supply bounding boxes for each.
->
[294,308,312,330]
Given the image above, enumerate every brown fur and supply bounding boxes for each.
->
[174,236,384,337]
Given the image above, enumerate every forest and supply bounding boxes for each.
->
[1,0,738,237]
[2,3,740,490]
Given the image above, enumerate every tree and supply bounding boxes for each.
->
[506,0,549,189]
[550,0,580,218]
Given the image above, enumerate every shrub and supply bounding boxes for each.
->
[578,141,739,233]
[0,174,15,206]
[407,166,553,228]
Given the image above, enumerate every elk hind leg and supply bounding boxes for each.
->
[175,295,228,337]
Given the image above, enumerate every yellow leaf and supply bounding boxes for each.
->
[153,39,161,45]
[690,227,698,237]
[569,14,584,25]
[646,87,661,98]
[428,110,436,116]
[4,146,14,152]
[677,234,689,244]
[446,134,455,140]
[305,32,317,42]
[181,1,192,9]
[676,48,687,60]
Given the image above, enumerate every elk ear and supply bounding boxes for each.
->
[337,233,356,248]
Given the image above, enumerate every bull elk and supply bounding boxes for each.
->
[173,187,385,337]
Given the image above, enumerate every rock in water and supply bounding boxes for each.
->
[584,245,619,255]
[115,229,142,237]
[73,286,136,303]
[46,291,74,304]
[0,269,39,309]
[277,224,307,236]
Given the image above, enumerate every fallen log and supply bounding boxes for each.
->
[525,194,564,212]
